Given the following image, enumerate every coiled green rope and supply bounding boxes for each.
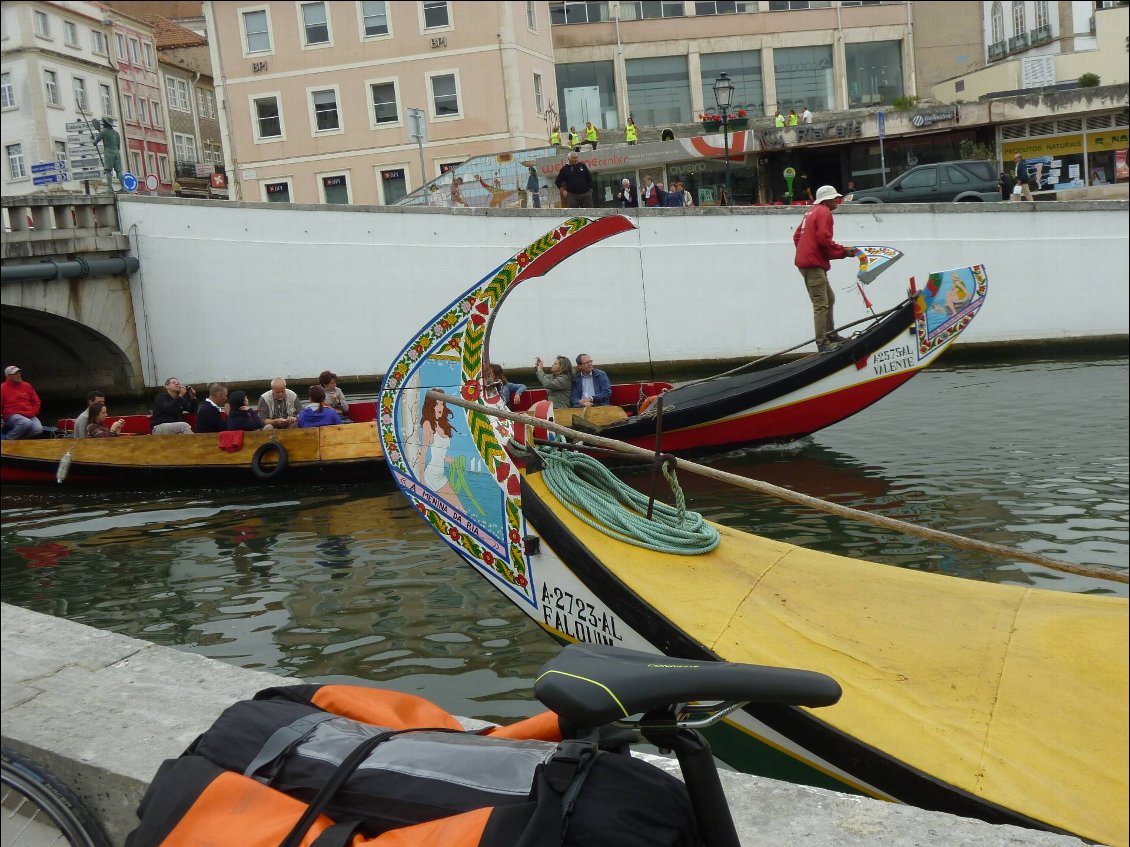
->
[536,447,720,555]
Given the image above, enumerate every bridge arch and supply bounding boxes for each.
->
[0,305,141,400]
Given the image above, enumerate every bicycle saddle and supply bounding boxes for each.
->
[535,642,841,728]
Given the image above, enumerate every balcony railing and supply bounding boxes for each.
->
[1007,32,1029,52]
[988,40,1007,60]
[1029,24,1052,44]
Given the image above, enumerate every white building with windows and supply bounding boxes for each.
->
[1,1,124,194]
[205,0,556,204]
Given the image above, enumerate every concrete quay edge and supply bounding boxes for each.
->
[1,602,1092,847]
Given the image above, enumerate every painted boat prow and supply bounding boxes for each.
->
[379,218,1128,846]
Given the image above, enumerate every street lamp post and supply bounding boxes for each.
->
[713,72,735,206]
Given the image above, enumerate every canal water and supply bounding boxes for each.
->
[2,356,1126,725]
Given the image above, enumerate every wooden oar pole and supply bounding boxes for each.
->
[429,390,1128,585]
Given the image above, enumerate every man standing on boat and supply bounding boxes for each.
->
[793,185,859,353]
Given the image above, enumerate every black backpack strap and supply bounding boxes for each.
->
[245,712,339,781]
[279,729,399,847]
[513,738,602,847]
[309,821,364,847]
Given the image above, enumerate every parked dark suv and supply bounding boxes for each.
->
[843,161,1001,204]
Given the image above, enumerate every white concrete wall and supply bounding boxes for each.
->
[116,197,1129,388]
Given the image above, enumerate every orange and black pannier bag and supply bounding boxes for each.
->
[125,683,696,847]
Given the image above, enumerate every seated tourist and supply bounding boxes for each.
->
[226,391,268,431]
[258,378,300,429]
[319,370,350,419]
[1,365,44,440]
[297,385,343,428]
[490,363,526,410]
[85,401,125,438]
[73,389,105,439]
[194,383,229,433]
[534,355,574,410]
[151,377,197,435]
[570,353,612,408]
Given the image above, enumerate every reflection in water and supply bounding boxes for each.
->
[2,358,1127,722]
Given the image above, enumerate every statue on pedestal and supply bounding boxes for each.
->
[94,117,124,192]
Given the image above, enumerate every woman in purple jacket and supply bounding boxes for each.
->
[297,385,343,428]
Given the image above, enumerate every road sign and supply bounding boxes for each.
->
[69,159,102,172]
[68,133,96,143]
[121,172,138,192]
[65,120,91,133]
[71,171,103,182]
[31,161,68,174]
[144,174,159,192]
[33,173,70,185]
[406,108,427,143]
[877,110,886,139]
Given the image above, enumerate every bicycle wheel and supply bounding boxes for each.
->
[1,748,110,847]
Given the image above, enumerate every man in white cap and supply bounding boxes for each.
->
[1,366,44,439]
[793,185,860,352]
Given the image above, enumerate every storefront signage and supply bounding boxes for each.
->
[668,161,707,175]
[381,170,404,181]
[266,182,288,195]
[794,120,863,144]
[251,61,268,73]
[323,175,347,188]
[910,108,957,128]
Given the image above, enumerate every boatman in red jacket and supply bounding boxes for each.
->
[793,185,860,352]
[1,365,44,439]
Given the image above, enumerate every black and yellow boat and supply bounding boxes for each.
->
[379,215,1129,846]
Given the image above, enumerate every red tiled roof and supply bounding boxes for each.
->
[144,15,207,49]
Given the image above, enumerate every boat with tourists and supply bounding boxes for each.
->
[380,215,1129,847]
[0,419,384,484]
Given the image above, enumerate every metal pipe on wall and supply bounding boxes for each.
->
[0,256,139,283]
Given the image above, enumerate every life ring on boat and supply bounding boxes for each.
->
[251,441,288,480]
[638,393,661,415]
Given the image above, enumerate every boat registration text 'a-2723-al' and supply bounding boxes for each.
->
[540,584,624,645]
[871,343,915,376]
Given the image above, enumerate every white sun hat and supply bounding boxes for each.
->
[814,185,842,203]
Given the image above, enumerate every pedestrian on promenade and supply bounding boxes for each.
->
[554,152,593,208]
[585,121,599,150]
[1011,154,1033,201]
[626,117,639,145]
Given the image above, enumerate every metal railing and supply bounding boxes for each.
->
[1029,24,1052,44]
[1007,32,1030,52]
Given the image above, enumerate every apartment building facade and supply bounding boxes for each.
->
[1,1,123,195]
[206,1,557,204]
[107,9,171,191]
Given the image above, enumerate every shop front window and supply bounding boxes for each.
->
[322,173,349,204]
[845,41,903,108]
[626,55,692,128]
[555,60,618,132]
[700,50,763,116]
[772,45,834,113]
[381,168,408,204]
